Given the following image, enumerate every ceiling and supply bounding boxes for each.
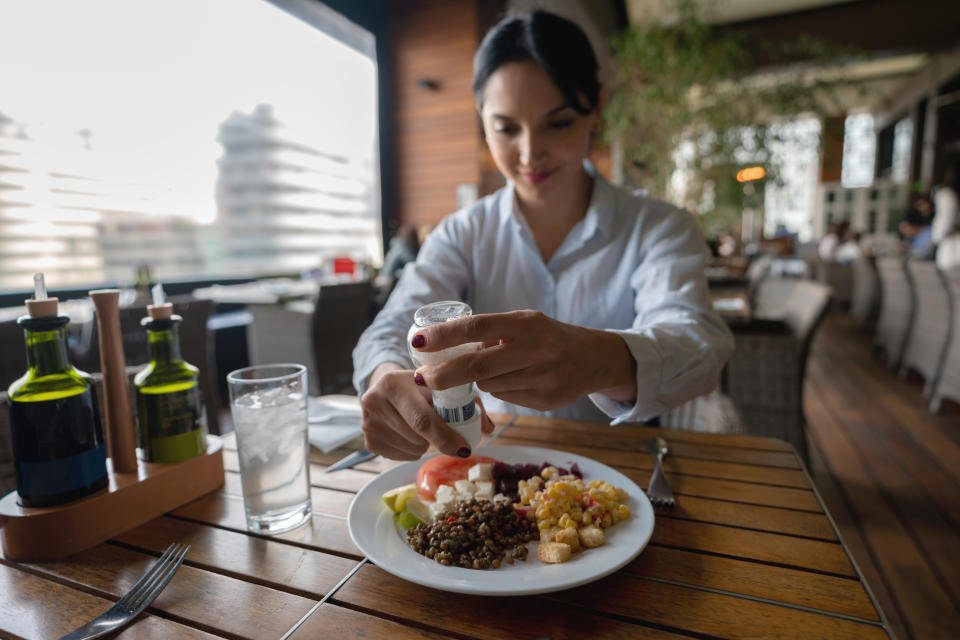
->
[625,0,859,25]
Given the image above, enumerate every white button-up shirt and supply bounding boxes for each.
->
[353,170,733,424]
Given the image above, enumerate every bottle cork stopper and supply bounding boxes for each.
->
[147,303,173,320]
[147,282,173,319]
[25,272,59,318]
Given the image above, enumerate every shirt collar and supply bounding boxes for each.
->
[499,161,616,242]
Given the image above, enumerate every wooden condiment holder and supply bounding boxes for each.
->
[0,290,224,562]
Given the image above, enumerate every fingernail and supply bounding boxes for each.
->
[457,447,471,458]
[413,372,426,386]
[411,334,426,349]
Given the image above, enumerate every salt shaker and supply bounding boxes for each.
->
[408,301,483,448]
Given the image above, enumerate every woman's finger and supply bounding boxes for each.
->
[391,381,473,457]
[418,342,536,390]
[412,309,539,353]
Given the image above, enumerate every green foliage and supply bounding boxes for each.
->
[605,0,859,231]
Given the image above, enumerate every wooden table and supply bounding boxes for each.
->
[0,415,892,639]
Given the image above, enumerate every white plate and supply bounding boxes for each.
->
[347,445,655,596]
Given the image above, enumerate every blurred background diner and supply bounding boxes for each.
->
[0,1,959,637]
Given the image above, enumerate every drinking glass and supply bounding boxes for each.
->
[226,364,312,534]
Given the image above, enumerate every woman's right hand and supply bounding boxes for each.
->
[360,362,484,460]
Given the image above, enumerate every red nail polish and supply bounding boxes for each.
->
[457,447,471,458]
[413,373,426,386]
[411,334,425,349]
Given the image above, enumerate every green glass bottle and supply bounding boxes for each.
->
[8,276,108,507]
[134,299,208,463]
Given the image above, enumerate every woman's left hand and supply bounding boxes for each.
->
[410,310,637,411]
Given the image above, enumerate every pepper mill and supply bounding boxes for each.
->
[89,289,138,473]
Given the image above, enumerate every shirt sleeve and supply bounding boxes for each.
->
[352,213,474,395]
[588,207,734,424]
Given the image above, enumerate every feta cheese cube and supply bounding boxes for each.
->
[454,480,477,495]
[474,481,494,499]
[467,463,492,482]
[435,484,455,501]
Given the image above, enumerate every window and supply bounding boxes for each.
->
[841,113,876,188]
[0,0,380,292]
[890,117,913,183]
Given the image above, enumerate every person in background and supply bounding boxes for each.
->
[936,223,960,270]
[818,221,849,261]
[381,224,421,280]
[836,230,863,263]
[352,11,733,460]
[932,163,958,247]
[899,193,935,255]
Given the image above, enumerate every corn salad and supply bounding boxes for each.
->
[518,467,630,531]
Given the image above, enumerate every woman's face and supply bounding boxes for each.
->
[479,61,597,206]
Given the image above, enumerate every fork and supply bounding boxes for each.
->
[646,437,676,507]
[58,543,190,640]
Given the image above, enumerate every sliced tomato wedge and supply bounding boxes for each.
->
[416,455,497,500]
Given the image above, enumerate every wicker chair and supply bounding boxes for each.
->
[900,261,951,395]
[874,256,914,369]
[815,259,854,309]
[931,268,960,412]
[725,281,832,462]
[850,255,880,329]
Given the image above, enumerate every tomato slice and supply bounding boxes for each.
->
[416,455,496,500]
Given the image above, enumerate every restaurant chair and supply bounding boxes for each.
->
[246,301,316,393]
[0,392,14,496]
[900,261,951,396]
[311,280,372,395]
[874,256,914,369]
[850,255,880,330]
[247,280,372,396]
[815,258,853,310]
[930,268,960,413]
[751,277,798,320]
[724,280,832,462]
[0,319,27,392]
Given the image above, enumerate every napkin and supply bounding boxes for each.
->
[307,395,363,453]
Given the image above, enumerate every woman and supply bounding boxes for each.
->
[353,11,733,460]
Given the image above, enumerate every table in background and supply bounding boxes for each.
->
[0,415,891,639]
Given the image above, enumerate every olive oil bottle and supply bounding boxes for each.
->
[7,274,108,507]
[134,286,207,463]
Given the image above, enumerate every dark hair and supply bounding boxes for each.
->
[472,11,600,115]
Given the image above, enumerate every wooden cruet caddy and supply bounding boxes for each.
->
[0,288,224,562]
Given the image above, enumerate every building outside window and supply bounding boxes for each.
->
[0,0,380,293]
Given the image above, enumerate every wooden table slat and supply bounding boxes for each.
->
[20,543,316,639]
[651,494,837,540]
[0,562,220,639]
[617,467,822,512]
[111,516,359,598]
[289,603,457,639]
[650,518,855,576]
[334,565,695,640]
[549,572,888,640]
[628,546,879,621]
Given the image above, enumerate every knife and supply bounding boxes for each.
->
[324,448,376,473]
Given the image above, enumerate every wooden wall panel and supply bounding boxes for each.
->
[389,0,483,229]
